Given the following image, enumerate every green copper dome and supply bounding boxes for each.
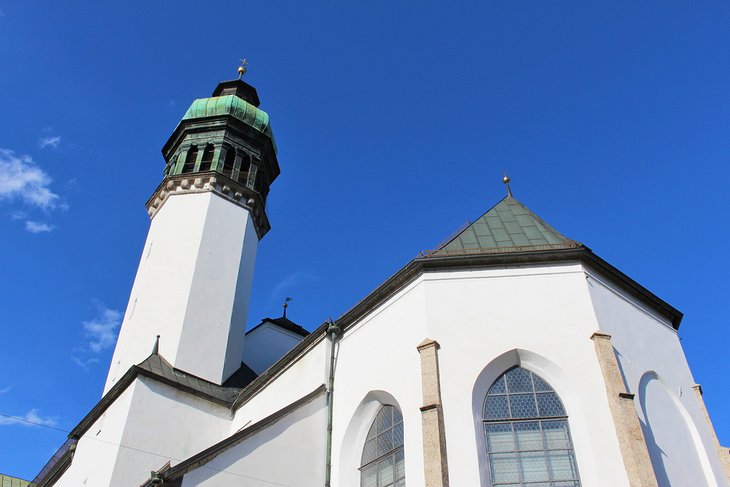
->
[183,95,275,140]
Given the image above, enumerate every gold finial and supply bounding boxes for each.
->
[503,173,513,197]
[283,296,292,318]
[237,58,249,80]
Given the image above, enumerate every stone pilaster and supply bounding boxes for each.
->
[416,338,449,487]
[591,332,658,487]
[692,384,730,480]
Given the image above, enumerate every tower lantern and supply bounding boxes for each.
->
[152,77,280,238]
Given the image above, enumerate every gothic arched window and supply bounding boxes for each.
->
[182,146,198,173]
[360,405,405,487]
[199,143,215,171]
[483,367,581,486]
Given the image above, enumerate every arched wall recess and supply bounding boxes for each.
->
[339,391,404,487]
[637,371,718,487]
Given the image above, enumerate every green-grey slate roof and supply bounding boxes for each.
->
[183,94,275,142]
[433,196,581,256]
[0,473,30,487]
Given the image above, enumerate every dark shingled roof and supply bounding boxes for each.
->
[135,354,249,404]
[246,316,309,337]
[67,354,258,440]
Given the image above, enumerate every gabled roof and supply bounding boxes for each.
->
[432,196,581,256]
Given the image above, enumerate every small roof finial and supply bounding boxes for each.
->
[283,297,292,318]
[503,173,513,197]
[237,58,249,80]
[152,335,160,355]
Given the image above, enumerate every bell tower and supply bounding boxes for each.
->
[104,74,280,392]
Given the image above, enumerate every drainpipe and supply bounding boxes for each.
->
[324,318,341,487]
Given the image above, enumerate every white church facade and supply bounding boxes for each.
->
[29,77,730,487]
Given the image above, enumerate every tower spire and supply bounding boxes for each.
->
[283,297,292,318]
[237,58,249,80]
[503,174,513,197]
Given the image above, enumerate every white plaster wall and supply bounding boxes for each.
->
[230,339,328,434]
[105,192,258,392]
[329,263,632,487]
[182,393,327,487]
[586,271,730,487]
[333,276,428,487]
[108,376,233,486]
[243,323,306,374]
[54,382,137,487]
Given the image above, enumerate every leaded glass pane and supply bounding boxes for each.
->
[393,407,403,425]
[548,450,578,481]
[488,375,506,394]
[543,420,570,449]
[485,395,510,420]
[514,421,543,451]
[509,394,538,418]
[520,451,550,482]
[362,465,377,487]
[362,439,378,465]
[377,429,393,456]
[395,448,405,480]
[490,453,520,483]
[393,422,404,448]
[377,407,393,433]
[486,423,515,452]
[531,374,552,392]
[483,367,580,486]
[506,367,533,393]
[366,420,378,440]
[536,392,565,417]
[361,405,406,487]
[378,455,394,485]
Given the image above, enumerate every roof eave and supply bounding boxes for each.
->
[229,245,683,409]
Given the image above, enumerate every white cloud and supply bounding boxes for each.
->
[271,271,319,301]
[39,136,61,149]
[9,210,27,220]
[0,386,11,395]
[71,355,99,370]
[25,220,54,233]
[0,408,58,428]
[83,305,122,353]
[0,149,61,209]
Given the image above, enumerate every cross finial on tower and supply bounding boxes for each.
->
[503,173,513,197]
[237,58,249,80]
[283,297,292,318]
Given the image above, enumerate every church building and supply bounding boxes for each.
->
[29,74,730,487]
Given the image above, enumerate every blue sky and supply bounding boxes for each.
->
[1,1,729,479]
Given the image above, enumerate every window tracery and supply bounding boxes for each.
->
[484,367,581,487]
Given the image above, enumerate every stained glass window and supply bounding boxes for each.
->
[484,367,581,486]
[361,405,405,487]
